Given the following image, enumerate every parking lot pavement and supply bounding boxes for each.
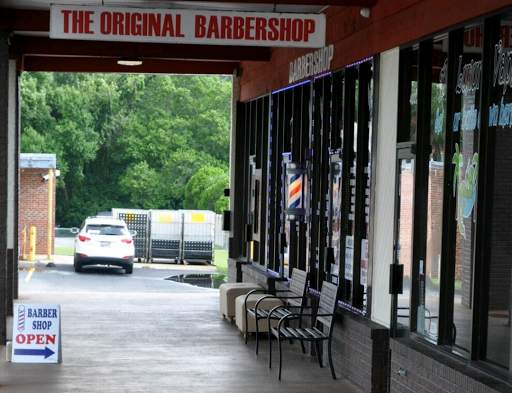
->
[1,259,361,393]
[24,254,218,270]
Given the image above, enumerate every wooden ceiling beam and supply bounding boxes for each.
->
[0,9,49,32]
[22,56,239,75]
[111,0,377,5]
[11,36,270,62]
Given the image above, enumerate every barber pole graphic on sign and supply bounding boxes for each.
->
[50,5,326,48]
[12,304,62,363]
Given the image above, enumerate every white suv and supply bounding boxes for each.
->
[71,216,136,274]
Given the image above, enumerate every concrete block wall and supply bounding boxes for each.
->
[19,168,56,256]
[390,339,512,393]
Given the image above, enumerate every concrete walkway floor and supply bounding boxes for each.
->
[0,289,361,393]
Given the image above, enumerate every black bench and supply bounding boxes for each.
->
[269,281,340,380]
[244,268,308,355]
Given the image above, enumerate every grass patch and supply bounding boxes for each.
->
[214,248,228,275]
[430,278,461,291]
[55,246,229,274]
[55,247,74,256]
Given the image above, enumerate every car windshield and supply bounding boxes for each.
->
[85,224,127,236]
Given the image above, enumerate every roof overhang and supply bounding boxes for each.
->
[0,0,377,74]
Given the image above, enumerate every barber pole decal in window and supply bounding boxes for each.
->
[288,173,302,209]
[50,5,326,48]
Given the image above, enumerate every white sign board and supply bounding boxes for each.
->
[50,5,326,48]
[12,304,61,363]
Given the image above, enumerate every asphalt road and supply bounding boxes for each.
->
[19,255,222,294]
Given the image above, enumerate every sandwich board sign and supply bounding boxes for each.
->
[12,304,62,363]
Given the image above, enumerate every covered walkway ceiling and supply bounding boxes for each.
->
[0,0,377,74]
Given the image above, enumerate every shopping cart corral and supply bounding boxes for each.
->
[111,209,216,265]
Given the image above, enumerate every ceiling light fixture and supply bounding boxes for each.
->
[360,7,370,18]
[117,57,143,66]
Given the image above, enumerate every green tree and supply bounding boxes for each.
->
[21,72,232,226]
[185,166,226,209]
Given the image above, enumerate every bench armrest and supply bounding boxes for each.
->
[277,313,334,329]
[267,304,319,319]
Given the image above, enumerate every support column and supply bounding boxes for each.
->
[0,31,10,343]
[228,75,241,258]
[13,65,20,300]
[7,59,17,319]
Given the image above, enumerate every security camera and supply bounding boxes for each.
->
[42,174,49,182]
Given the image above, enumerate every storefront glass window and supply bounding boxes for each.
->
[485,14,512,369]
[418,35,448,342]
[410,48,419,142]
[452,24,482,353]
[343,69,358,302]
[329,159,342,285]
[361,65,373,312]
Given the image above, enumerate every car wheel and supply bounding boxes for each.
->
[125,265,133,274]
[74,258,82,273]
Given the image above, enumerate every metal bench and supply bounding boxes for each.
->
[269,281,340,380]
[244,268,308,355]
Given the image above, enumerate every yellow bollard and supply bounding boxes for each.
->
[29,226,36,262]
[21,226,27,260]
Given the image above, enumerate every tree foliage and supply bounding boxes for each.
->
[21,72,232,226]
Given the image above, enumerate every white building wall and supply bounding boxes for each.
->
[371,48,399,327]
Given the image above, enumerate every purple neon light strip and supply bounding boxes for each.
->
[346,56,373,69]
[313,71,331,80]
[272,79,311,95]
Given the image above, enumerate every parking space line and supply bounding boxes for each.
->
[24,268,35,282]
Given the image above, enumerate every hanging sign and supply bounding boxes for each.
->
[50,5,326,48]
[12,304,62,364]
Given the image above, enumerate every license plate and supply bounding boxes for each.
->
[101,242,110,247]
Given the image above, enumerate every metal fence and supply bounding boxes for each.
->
[215,214,228,249]
[55,228,75,237]
[56,212,229,256]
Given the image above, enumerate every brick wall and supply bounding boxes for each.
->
[390,338,511,393]
[331,311,390,393]
[399,167,414,278]
[427,163,444,279]
[19,168,56,256]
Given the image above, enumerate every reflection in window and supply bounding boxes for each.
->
[418,35,448,342]
[410,47,419,142]
[330,160,342,285]
[397,158,415,335]
[452,24,482,353]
